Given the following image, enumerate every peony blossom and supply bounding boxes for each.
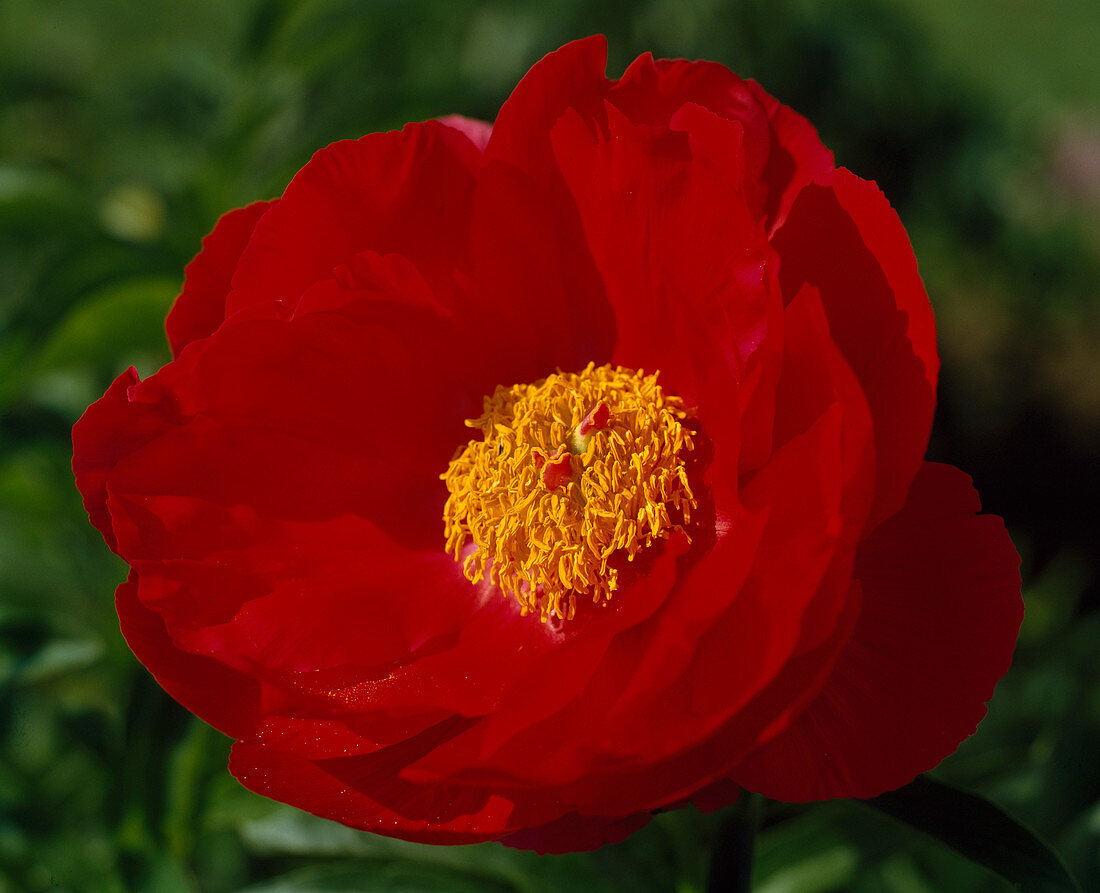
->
[72,36,1022,853]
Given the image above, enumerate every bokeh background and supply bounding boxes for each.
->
[1,1,1098,890]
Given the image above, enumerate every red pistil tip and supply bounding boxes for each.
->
[577,401,611,437]
[539,445,574,491]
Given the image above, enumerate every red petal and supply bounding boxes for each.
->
[743,80,834,233]
[548,99,771,491]
[394,531,692,790]
[86,293,612,725]
[731,463,1022,800]
[466,155,615,389]
[72,367,164,551]
[592,404,852,768]
[773,170,938,529]
[124,297,483,543]
[232,714,615,845]
[450,299,872,811]
[500,811,651,854]
[689,778,742,814]
[229,738,519,845]
[608,54,833,231]
[116,571,261,738]
[610,53,754,126]
[226,121,482,318]
[166,200,274,357]
[404,285,874,806]
[417,408,849,803]
[484,36,610,178]
[248,710,454,761]
[469,36,617,385]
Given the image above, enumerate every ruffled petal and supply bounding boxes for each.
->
[166,200,275,357]
[412,408,850,804]
[588,402,853,771]
[229,738,518,845]
[396,280,874,815]
[466,157,615,391]
[469,36,617,387]
[87,290,657,734]
[383,530,692,789]
[232,715,619,846]
[91,298,582,716]
[72,367,168,552]
[126,295,486,538]
[227,121,482,318]
[484,36,610,178]
[548,97,771,491]
[742,80,834,233]
[773,170,938,530]
[608,54,833,232]
[730,462,1022,801]
[116,571,261,739]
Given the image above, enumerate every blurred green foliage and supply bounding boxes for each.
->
[1,0,1098,890]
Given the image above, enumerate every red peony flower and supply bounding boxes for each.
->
[72,36,1023,853]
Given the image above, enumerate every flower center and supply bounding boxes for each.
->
[441,362,698,622]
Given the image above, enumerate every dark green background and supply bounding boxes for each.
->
[2,1,1098,890]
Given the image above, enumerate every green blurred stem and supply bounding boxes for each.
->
[707,793,763,893]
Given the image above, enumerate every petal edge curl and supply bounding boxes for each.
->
[730,462,1022,801]
[773,169,938,531]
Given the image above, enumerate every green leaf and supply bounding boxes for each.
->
[0,274,175,420]
[36,275,177,369]
[17,638,104,684]
[239,861,512,893]
[25,275,178,415]
[754,848,858,893]
[239,810,525,889]
[864,775,1080,892]
[163,719,225,858]
[239,807,678,893]
[753,807,859,893]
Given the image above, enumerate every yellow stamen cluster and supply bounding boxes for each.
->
[441,363,698,622]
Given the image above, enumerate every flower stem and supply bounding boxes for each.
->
[706,793,762,893]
